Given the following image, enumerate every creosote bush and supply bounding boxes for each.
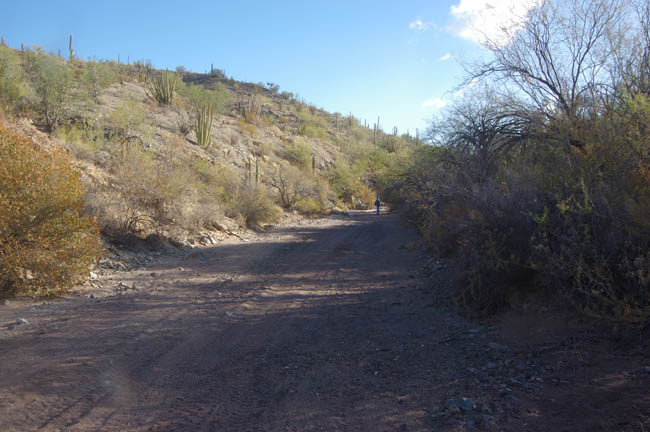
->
[0,126,102,297]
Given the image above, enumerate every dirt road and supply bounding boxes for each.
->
[1,211,648,431]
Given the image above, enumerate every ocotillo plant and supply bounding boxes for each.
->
[144,69,178,105]
[195,104,214,149]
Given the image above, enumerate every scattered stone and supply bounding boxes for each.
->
[487,342,510,352]
[446,397,476,413]
[515,361,528,371]
[90,271,98,280]
[3,300,9,306]
[16,317,29,325]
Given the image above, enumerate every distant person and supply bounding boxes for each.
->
[375,197,381,215]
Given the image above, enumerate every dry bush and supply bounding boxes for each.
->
[529,97,650,324]
[54,123,107,162]
[237,118,256,136]
[270,165,315,209]
[92,141,234,238]
[228,184,280,228]
[388,93,650,322]
[0,126,102,297]
[253,140,273,158]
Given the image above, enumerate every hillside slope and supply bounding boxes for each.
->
[0,45,417,252]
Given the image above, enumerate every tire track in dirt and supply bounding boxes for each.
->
[5,211,645,431]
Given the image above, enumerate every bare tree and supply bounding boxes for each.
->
[464,0,629,148]
[270,165,313,209]
[426,89,530,179]
[611,0,650,96]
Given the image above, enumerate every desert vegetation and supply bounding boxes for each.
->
[381,0,650,323]
[0,125,102,297]
[0,39,413,296]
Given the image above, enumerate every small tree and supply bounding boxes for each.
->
[25,50,76,131]
[82,60,116,102]
[270,165,313,208]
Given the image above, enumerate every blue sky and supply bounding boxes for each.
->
[1,0,538,134]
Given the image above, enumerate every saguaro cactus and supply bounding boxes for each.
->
[69,34,74,61]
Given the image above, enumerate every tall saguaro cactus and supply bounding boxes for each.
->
[68,34,74,61]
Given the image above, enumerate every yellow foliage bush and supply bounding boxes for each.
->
[0,126,102,297]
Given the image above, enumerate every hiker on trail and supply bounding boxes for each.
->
[375,197,381,215]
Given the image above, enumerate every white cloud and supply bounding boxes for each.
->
[409,18,436,31]
[422,98,448,110]
[440,53,451,61]
[449,0,541,46]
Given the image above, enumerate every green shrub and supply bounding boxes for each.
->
[178,81,229,113]
[327,158,375,208]
[297,110,328,140]
[82,60,116,101]
[0,126,102,297]
[25,49,76,131]
[108,99,150,154]
[294,197,327,215]
[54,123,107,161]
[285,139,312,169]
[0,46,27,109]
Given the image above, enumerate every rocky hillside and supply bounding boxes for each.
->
[0,45,417,252]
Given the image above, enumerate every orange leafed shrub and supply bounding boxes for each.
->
[0,125,103,297]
